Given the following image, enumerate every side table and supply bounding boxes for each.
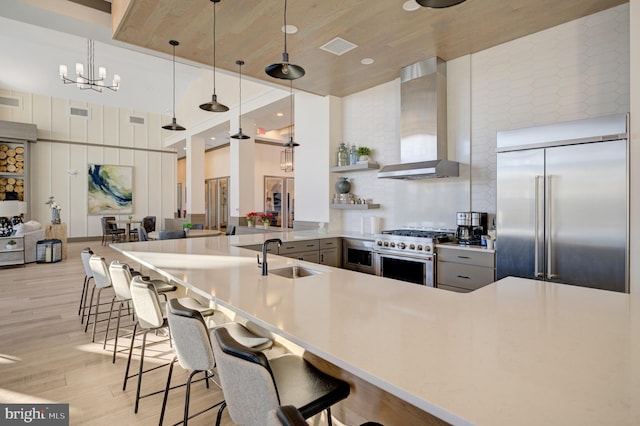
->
[45,223,67,260]
[0,235,25,267]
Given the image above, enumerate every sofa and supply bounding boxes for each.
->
[14,220,46,263]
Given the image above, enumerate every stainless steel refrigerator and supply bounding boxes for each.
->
[496,114,628,293]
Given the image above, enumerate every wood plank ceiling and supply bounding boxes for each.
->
[112,0,627,97]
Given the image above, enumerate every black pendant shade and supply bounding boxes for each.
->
[265,0,305,80]
[265,52,306,80]
[416,0,467,8]
[230,60,250,140]
[283,136,299,148]
[199,0,229,112]
[162,117,186,131]
[200,94,229,113]
[162,40,186,131]
[230,127,250,140]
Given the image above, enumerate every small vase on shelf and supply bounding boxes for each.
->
[263,222,270,229]
[247,219,255,228]
[335,177,351,194]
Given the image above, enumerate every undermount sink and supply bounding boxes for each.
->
[270,266,323,279]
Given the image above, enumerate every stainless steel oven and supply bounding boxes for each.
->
[374,251,434,286]
[342,238,376,275]
[374,229,454,286]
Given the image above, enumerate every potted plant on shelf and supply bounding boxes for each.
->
[246,212,257,228]
[260,213,273,229]
[6,239,17,250]
[183,222,193,235]
[357,146,371,163]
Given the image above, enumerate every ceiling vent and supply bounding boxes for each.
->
[319,37,358,56]
[69,106,90,119]
[0,95,21,109]
[129,115,145,125]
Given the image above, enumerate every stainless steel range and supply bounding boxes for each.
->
[374,229,454,286]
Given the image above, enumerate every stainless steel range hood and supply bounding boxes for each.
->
[378,57,459,179]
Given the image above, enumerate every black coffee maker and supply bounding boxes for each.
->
[456,212,488,245]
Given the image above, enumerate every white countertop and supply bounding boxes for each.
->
[112,230,640,426]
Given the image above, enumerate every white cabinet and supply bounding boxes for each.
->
[437,246,495,293]
[0,235,25,267]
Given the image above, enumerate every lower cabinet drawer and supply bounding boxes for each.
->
[438,247,494,267]
[438,262,495,291]
[279,240,319,255]
[282,250,320,263]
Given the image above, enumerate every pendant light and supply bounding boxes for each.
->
[265,0,305,80]
[162,40,186,131]
[416,0,467,8]
[199,0,229,112]
[280,80,299,172]
[230,60,250,140]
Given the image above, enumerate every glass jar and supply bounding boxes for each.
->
[337,143,349,167]
[349,144,358,165]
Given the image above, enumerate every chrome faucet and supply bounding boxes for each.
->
[257,238,282,275]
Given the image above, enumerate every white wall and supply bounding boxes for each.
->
[179,142,290,215]
[295,93,341,229]
[470,4,629,214]
[341,3,630,234]
[342,75,469,233]
[0,89,177,238]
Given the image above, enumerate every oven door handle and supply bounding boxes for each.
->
[373,251,434,262]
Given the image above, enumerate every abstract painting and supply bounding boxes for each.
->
[88,164,133,214]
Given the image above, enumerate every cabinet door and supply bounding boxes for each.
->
[319,248,339,267]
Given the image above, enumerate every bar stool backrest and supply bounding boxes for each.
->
[109,261,133,302]
[81,248,94,278]
[166,298,216,372]
[211,327,280,426]
[130,276,164,330]
[89,255,112,289]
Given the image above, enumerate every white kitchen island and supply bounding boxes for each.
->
[112,231,640,426]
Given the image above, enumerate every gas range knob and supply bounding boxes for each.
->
[398,242,406,249]
[409,244,415,250]
[377,240,382,246]
[390,242,396,248]
[383,241,389,247]
[417,245,423,251]
[424,246,431,252]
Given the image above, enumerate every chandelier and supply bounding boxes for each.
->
[59,40,120,92]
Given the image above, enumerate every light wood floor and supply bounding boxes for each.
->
[0,241,234,426]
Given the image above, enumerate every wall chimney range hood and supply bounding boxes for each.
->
[378,57,459,180]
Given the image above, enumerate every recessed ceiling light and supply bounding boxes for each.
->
[282,25,298,34]
[277,112,284,117]
[210,137,216,140]
[361,58,374,65]
[403,1,421,11]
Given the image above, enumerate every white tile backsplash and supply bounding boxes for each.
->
[341,4,629,233]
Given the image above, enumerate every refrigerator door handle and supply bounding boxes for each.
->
[546,175,557,279]
[535,175,544,277]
